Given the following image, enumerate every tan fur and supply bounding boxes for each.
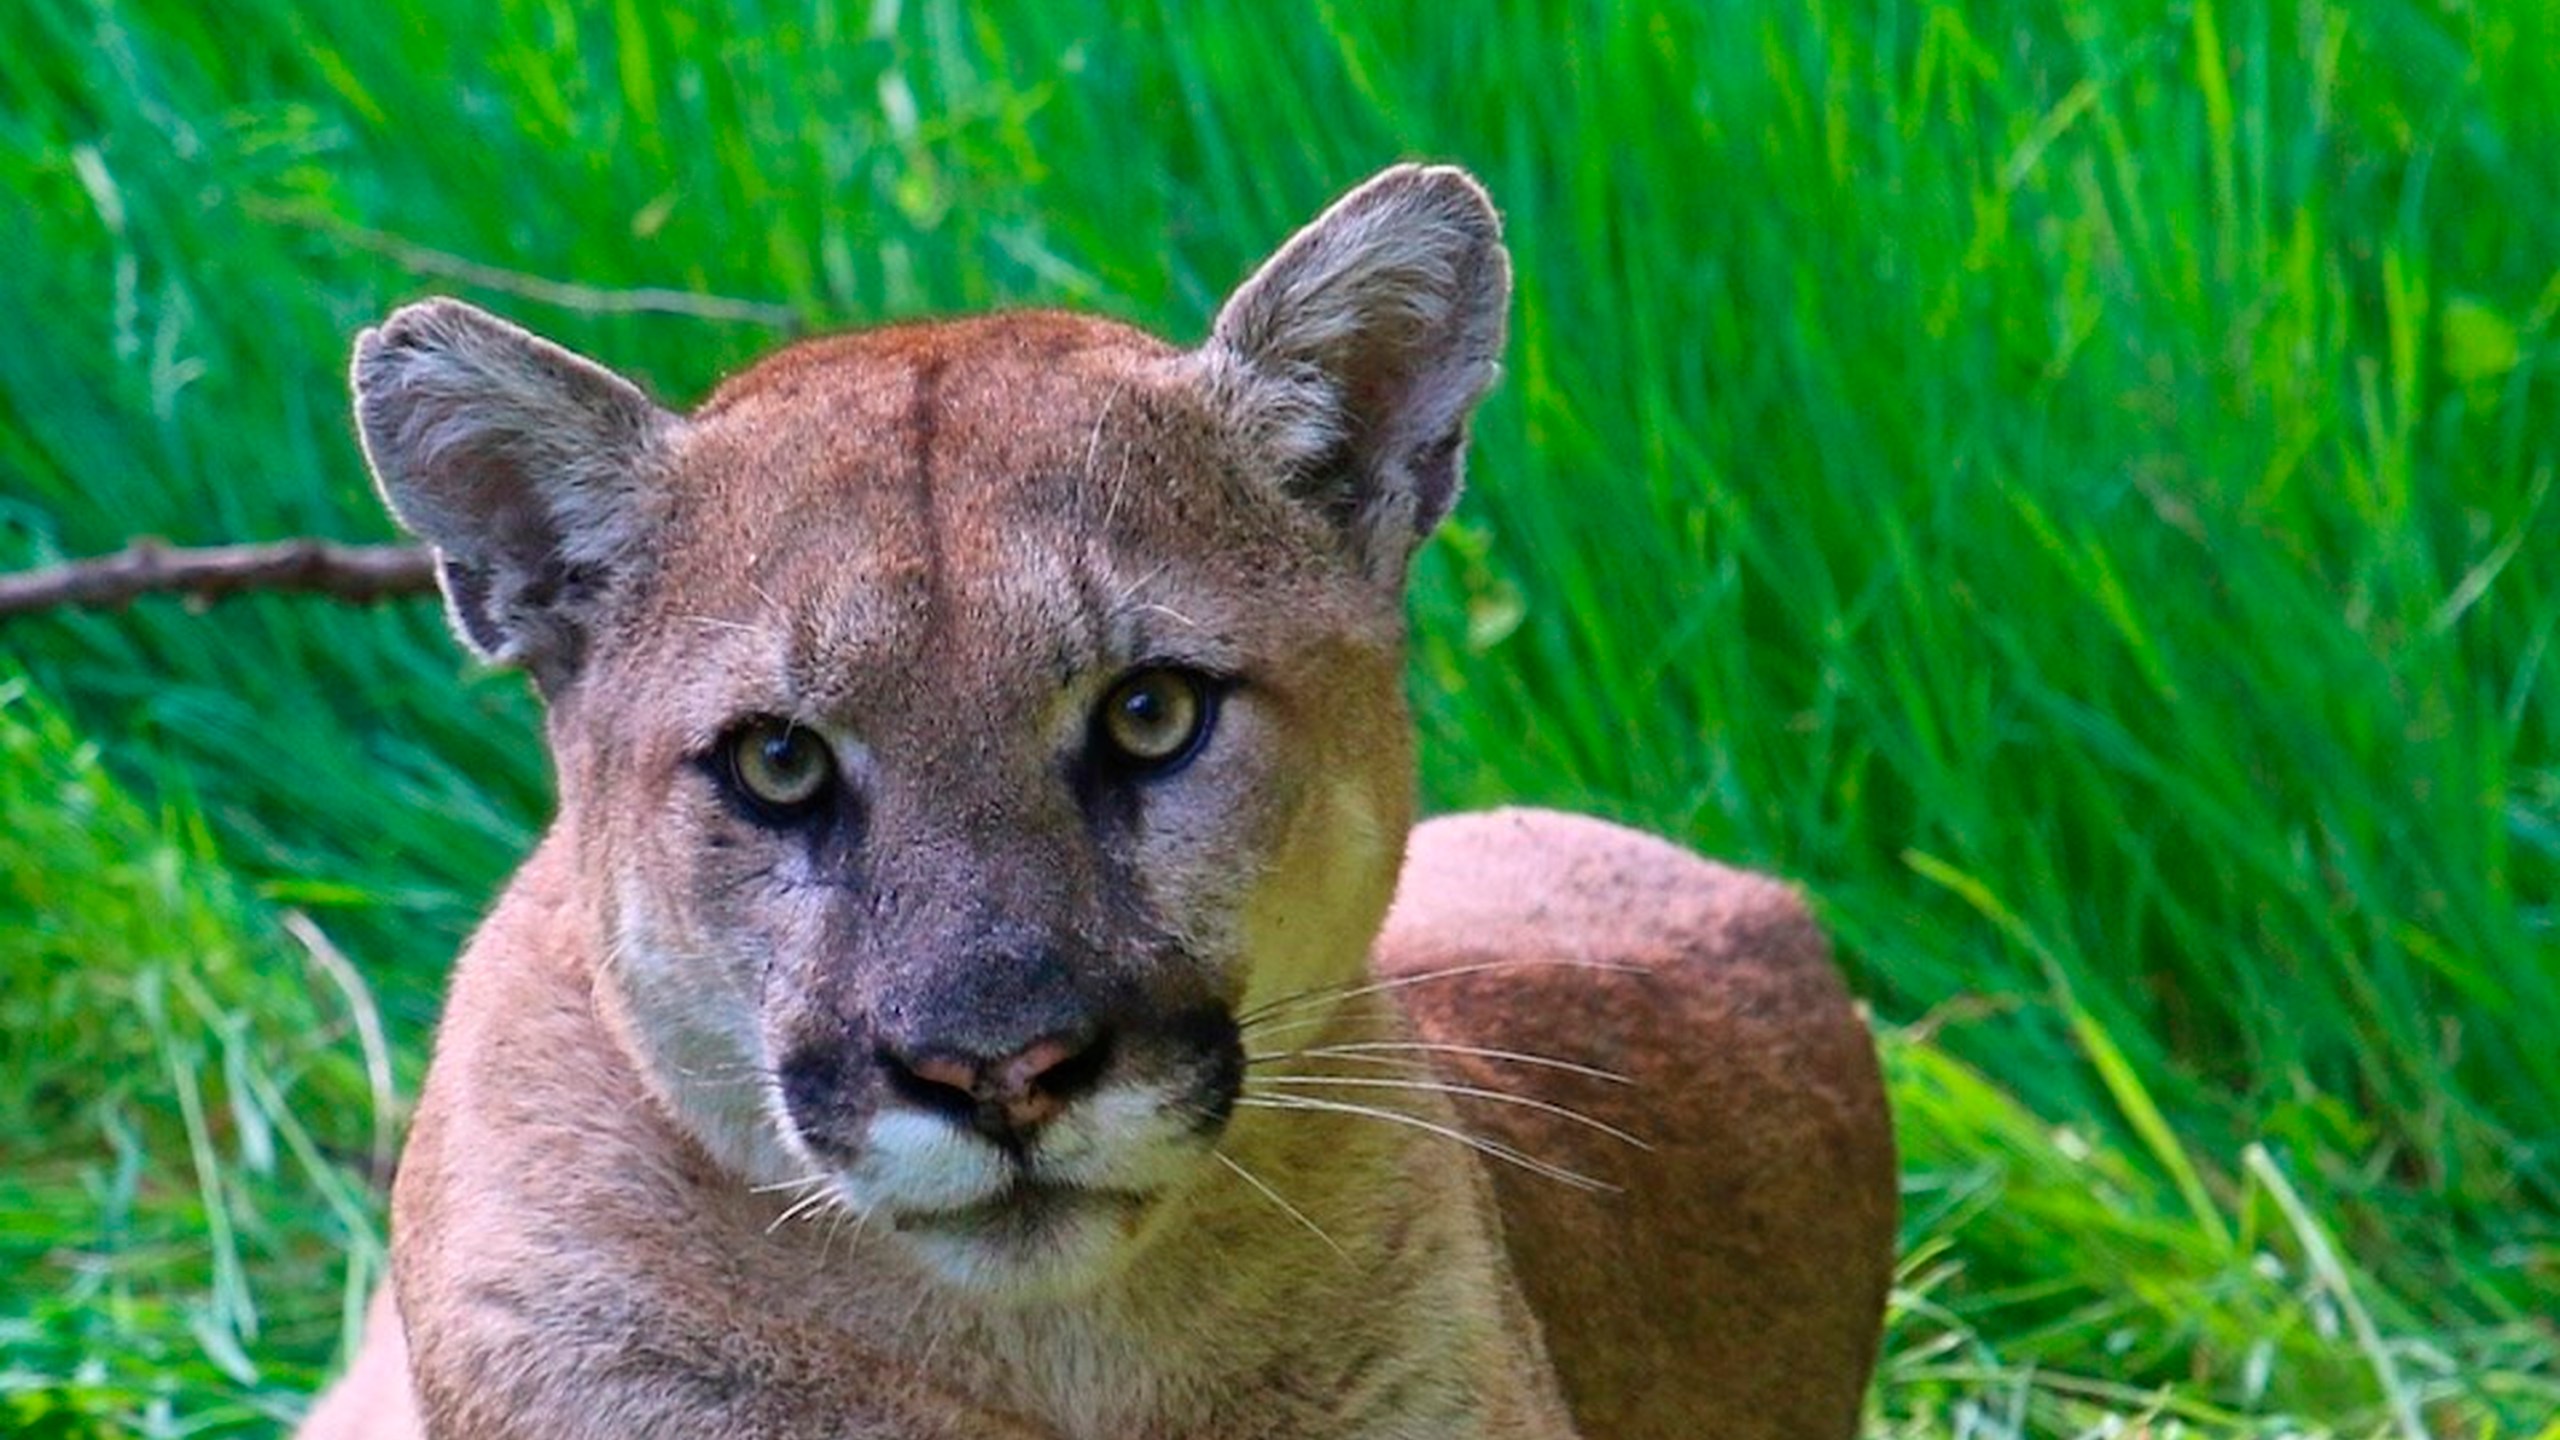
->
[1377,810,1897,1440]
[296,1288,420,1440]
[300,167,1894,1439]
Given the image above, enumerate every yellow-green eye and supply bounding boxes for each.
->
[728,720,834,811]
[1097,669,1213,772]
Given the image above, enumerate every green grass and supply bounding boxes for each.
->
[2,0,2554,1434]
[0,675,389,1435]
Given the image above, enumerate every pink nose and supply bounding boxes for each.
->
[891,1032,1111,1141]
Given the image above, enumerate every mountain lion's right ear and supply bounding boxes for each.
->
[351,298,678,686]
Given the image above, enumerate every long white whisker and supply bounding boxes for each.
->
[818,1202,847,1268]
[820,1196,877,1269]
[1238,958,1648,1029]
[749,1173,836,1196]
[1237,1094,1615,1193]
[677,612,778,640]
[1254,1074,1651,1150]
[1214,1152,1349,1260]
[1253,1041,1632,1086]
[1250,1049,1437,1079]
[767,1182,842,1235]
[1234,1011,1390,1047]
[678,1070,783,1091]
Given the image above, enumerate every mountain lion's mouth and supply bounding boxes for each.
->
[894,1179,1150,1236]
[888,1179,1158,1296]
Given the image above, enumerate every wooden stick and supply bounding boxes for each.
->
[0,539,437,618]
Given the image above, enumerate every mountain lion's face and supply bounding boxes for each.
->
[354,167,1507,1298]
[564,318,1413,1294]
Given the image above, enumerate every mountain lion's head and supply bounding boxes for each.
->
[352,166,1508,1297]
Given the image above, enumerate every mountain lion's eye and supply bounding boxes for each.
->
[726,720,834,814]
[1096,669,1215,774]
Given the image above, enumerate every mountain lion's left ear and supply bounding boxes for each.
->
[1196,164,1511,585]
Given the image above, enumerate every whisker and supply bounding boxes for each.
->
[1250,1048,1437,1077]
[1238,958,1648,1030]
[671,1059,770,1079]
[1253,1073,1651,1150]
[766,1181,842,1235]
[1252,1041,1632,1087]
[674,1069,783,1091]
[1107,557,1173,612]
[1237,1094,1616,1193]
[1230,1010,1391,1048]
[1213,1152,1349,1260]
[677,613,777,639]
[817,1202,846,1268]
[819,1196,877,1269]
[749,1173,836,1197]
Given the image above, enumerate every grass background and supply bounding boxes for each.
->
[3,0,2555,1433]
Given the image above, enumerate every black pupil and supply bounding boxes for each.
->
[769,733,807,772]
[755,730,817,794]
[1123,684,1169,733]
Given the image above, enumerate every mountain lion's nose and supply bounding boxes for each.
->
[879,1028,1114,1145]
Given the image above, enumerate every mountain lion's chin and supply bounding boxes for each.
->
[891,1183,1156,1300]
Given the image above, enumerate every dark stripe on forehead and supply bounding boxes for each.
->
[905,355,950,632]
[905,353,946,474]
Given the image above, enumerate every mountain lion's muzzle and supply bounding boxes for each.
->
[773,942,1245,1158]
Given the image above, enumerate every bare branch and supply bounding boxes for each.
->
[0,539,436,618]
[250,202,804,329]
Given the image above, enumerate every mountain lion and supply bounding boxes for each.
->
[299,165,1895,1439]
